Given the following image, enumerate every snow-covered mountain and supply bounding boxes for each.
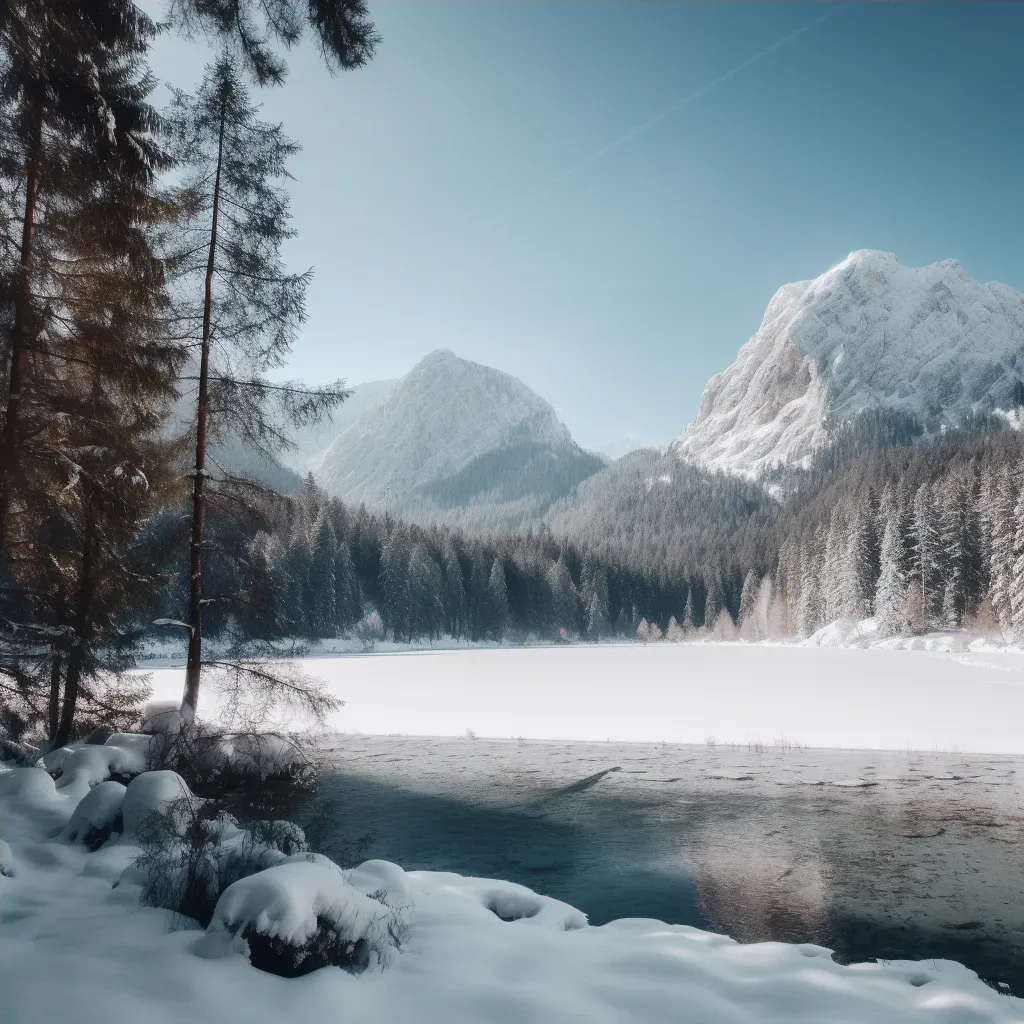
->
[283,377,397,475]
[672,250,1024,477]
[315,349,604,524]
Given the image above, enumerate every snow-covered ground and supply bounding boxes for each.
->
[144,643,1024,753]
[3,762,1021,1023]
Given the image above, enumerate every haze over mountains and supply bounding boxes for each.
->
[282,252,1024,534]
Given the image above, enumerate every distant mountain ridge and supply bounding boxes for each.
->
[672,250,1024,477]
[313,349,604,527]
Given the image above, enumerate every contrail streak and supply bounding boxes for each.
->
[546,5,844,190]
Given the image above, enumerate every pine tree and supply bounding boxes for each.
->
[912,483,943,625]
[333,542,362,632]
[586,587,610,639]
[703,574,724,631]
[0,1,184,742]
[875,513,908,638]
[306,514,337,639]
[379,528,410,640]
[682,590,694,630]
[985,466,1017,634]
[165,57,348,714]
[546,555,579,637]
[1010,484,1024,644]
[166,0,378,86]
[796,538,822,639]
[406,543,444,640]
[487,558,510,640]
[738,570,759,632]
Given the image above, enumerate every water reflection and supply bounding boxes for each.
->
[311,736,1024,993]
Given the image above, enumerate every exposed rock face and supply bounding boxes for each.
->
[672,251,1024,476]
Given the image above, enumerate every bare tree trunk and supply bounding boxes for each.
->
[47,654,62,743]
[54,500,95,747]
[0,108,42,558]
[181,96,226,715]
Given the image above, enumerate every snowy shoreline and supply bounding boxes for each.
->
[3,757,1022,1023]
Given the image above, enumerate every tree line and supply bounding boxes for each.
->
[0,0,377,749]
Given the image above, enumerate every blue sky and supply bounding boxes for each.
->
[144,1,1024,449]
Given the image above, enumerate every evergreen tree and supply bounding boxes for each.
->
[487,558,510,639]
[586,585,610,639]
[875,512,908,637]
[333,541,362,631]
[0,1,184,742]
[164,57,347,714]
[984,466,1017,634]
[912,483,943,625]
[546,555,579,636]
[1011,484,1024,644]
[306,513,337,638]
[682,589,694,630]
[378,527,410,640]
[738,570,759,629]
[406,543,444,640]
[166,0,378,86]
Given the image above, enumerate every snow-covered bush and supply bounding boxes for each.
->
[147,718,319,818]
[355,609,384,649]
[208,860,407,977]
[133,785,315,928]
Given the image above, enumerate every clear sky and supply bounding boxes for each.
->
[144,1,1024,450]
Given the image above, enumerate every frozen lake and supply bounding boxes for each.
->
[144,644,1024,990]
[146,642,1024,752]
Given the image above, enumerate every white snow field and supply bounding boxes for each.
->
[144,644,1024,753]
[2,763,1021,1024]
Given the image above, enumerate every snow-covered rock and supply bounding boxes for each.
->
[51,743,148,794]
[314,349,603,522]
[121,770,192,837]
[673,250,1024,477]
[57,780,126,847]
[208,861,404,975]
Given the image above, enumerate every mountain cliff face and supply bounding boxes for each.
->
[314,349,603,523]
[671,250,1024,477]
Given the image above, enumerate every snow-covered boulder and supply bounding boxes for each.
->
[0,765,59,806]
[52,743,147,794]
[121,770,193,838]
[208,861,404,976]
[57,780,126,849]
